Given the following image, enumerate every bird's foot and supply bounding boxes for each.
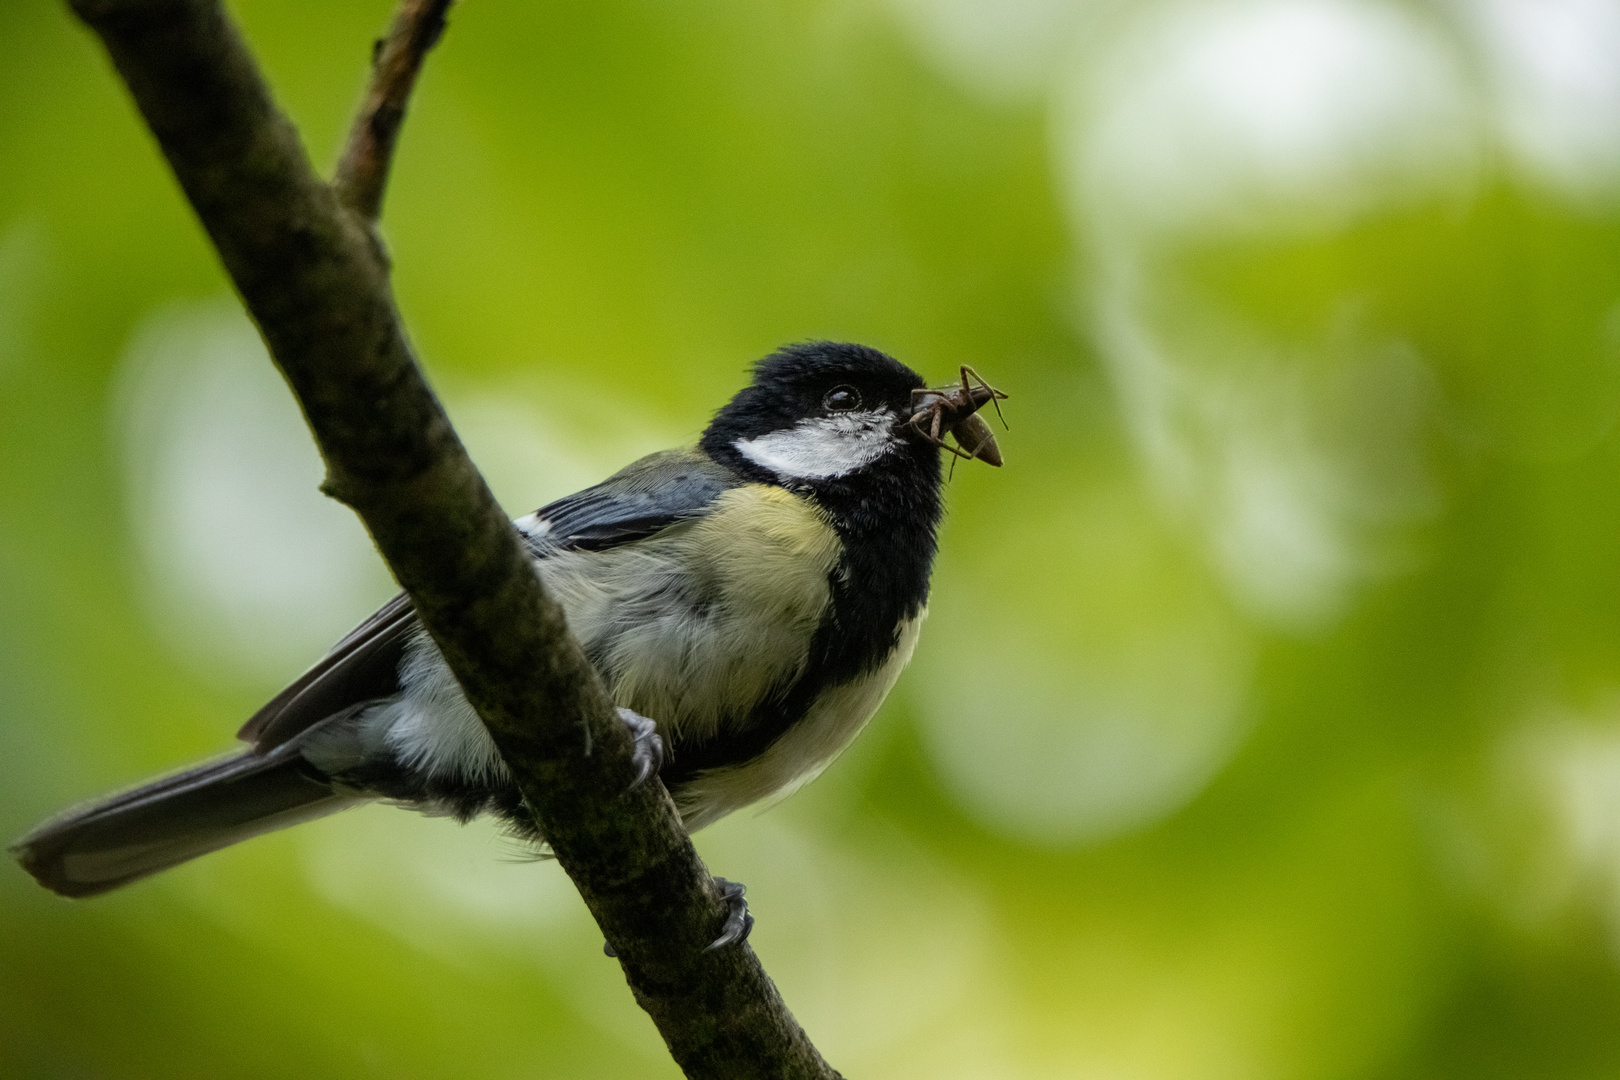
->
[706,877,754,951]
[601,876,754,958]
[617,706,664,789]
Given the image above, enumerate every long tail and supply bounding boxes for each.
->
[10,744,361,898]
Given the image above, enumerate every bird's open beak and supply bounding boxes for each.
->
[907,373,1008,467]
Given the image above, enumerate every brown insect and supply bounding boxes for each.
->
[909,365,1010,469]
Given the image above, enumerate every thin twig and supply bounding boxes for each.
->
[62,0,842,1075]
[333,0,452,221]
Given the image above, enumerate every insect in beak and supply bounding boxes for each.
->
[908,365,1010,468]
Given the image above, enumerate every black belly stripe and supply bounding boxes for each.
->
[656,628,897,786]
[660,446,941,788]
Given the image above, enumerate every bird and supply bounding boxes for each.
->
[11,341,1005,925]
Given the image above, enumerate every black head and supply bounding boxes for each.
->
[701,341,936,488]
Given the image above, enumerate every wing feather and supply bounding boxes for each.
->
[237,593,418,751]
[528,449,738,552]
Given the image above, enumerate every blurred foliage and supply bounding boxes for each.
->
[8,0,1620,1076]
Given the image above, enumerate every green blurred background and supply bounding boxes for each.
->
[7,0,1620,1075]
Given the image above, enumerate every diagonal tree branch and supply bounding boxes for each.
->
[64,0,841,1076]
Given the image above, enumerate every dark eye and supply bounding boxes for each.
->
[823,385,861,412]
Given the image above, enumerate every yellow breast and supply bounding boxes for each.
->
[684,485,842,623]
[538,484,842,743]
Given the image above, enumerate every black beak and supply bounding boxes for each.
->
[907,374,1008,467]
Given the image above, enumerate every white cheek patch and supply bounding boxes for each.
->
[734,408,898,480]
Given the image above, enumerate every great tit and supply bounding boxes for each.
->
[13,341,1004,901]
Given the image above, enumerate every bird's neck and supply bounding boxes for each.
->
[804,446,943,683]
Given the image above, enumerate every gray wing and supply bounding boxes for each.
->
[524,448,739,552]
[238,448,740,753]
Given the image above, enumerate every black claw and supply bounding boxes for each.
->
[606,878,753,957]
[617,707,665,789]
[706,877,755,951]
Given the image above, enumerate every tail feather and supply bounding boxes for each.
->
[10,746,361,898]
